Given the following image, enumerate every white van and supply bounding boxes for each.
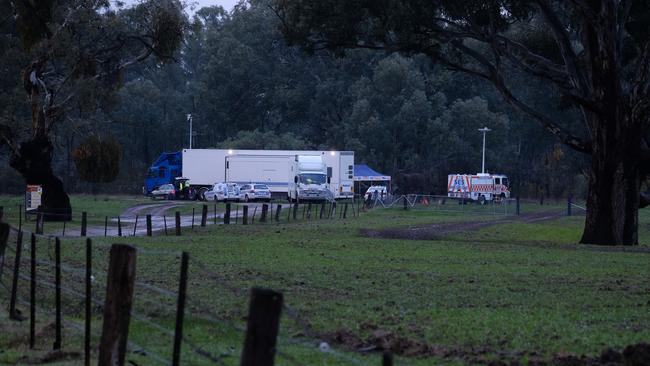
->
[364,186,388,200]
[204,183,241,202]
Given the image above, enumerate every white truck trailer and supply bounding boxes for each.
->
[181,149,354,200]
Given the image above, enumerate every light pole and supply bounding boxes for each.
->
[187,114,193,149]
[478,127,491,174]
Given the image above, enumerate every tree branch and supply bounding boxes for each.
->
[535,0,591,100]
[449,40,592,154]
[0,123,19,155]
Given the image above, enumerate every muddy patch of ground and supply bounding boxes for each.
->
[360,210,563,241]
[327,329,650,365]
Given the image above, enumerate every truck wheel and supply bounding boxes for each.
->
[197,188,208,201]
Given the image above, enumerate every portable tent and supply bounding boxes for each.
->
[354,164,391,194]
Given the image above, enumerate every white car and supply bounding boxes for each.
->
[204,183,241,202]
[239,184,271,202]
[364,186,388,200]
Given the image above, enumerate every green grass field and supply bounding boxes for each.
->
[0,195,649,365]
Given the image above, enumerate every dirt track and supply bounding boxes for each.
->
[360,209,569,241]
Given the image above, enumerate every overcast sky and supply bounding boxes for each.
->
[188,0,238,11]
[123,0,239,13]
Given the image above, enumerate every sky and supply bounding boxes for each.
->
[188,0,238,11]
[122,0,239,13]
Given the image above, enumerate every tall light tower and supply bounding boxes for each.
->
[478,127,491,174]
[187,114,193,149]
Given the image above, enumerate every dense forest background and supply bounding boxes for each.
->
[0,0,588,198]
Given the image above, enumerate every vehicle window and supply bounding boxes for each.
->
[299,174,326,184]
[254,185,268,189]
[495,178,501,185]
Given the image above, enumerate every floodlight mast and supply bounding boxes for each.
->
[187,114,193,149]
[478,127,491,174]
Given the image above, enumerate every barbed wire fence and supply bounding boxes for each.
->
[0,220,401,365]
[0,198,360,240]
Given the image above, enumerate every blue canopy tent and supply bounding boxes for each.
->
[354,164,391,193]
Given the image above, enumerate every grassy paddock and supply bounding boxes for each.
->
[0,198,649,365]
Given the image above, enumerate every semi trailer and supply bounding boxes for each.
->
[144,149,354,200]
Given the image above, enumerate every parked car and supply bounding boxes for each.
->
[239,184,271,202]
[150,184,176,200]
[204,183,241,202]
[364,186,388,200]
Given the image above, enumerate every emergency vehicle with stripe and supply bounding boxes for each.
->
[447,173,510,202]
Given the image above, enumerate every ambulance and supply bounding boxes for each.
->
[447,173,510,203]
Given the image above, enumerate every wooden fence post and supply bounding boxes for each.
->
[132,215,139,236]
[235,206,239,225]
[191,208,195,230]
[302,204,306,219]
[18,204,22,232]
[201,204,208,227]
[163,215,168,235]
[172,252,189,366]
[146,215,152,236]
[175,211,181,236]
[224,203,231,225]
[104,216,108,237]
[35,212,44,235]
[567,196,572,216]
[30,233,36,349]
[382,352,393,366]
[98,244,137,366]
[214,203,217,225]
[243,206,249,225]
[251,206,257,224]
[85,238,92,366]
[9,231,23,320]
[0,223,9,278]
[117,216,122,237]
[307,203,312,220]
[516,196,520,216]
[320,202,326,219]
[81,211,87,237]
[357,196,361,216]
[240,288,283,366]
[343,203,349,219]
[54,237,62,350]
[260,204,268,223]
[293,203,298,220]
[331,202,337,219]
[275,204,281,222]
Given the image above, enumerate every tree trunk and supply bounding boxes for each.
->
[10,136,72,221]
[580,130,640,246]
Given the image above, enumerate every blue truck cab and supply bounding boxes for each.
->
[144,152,182,194]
